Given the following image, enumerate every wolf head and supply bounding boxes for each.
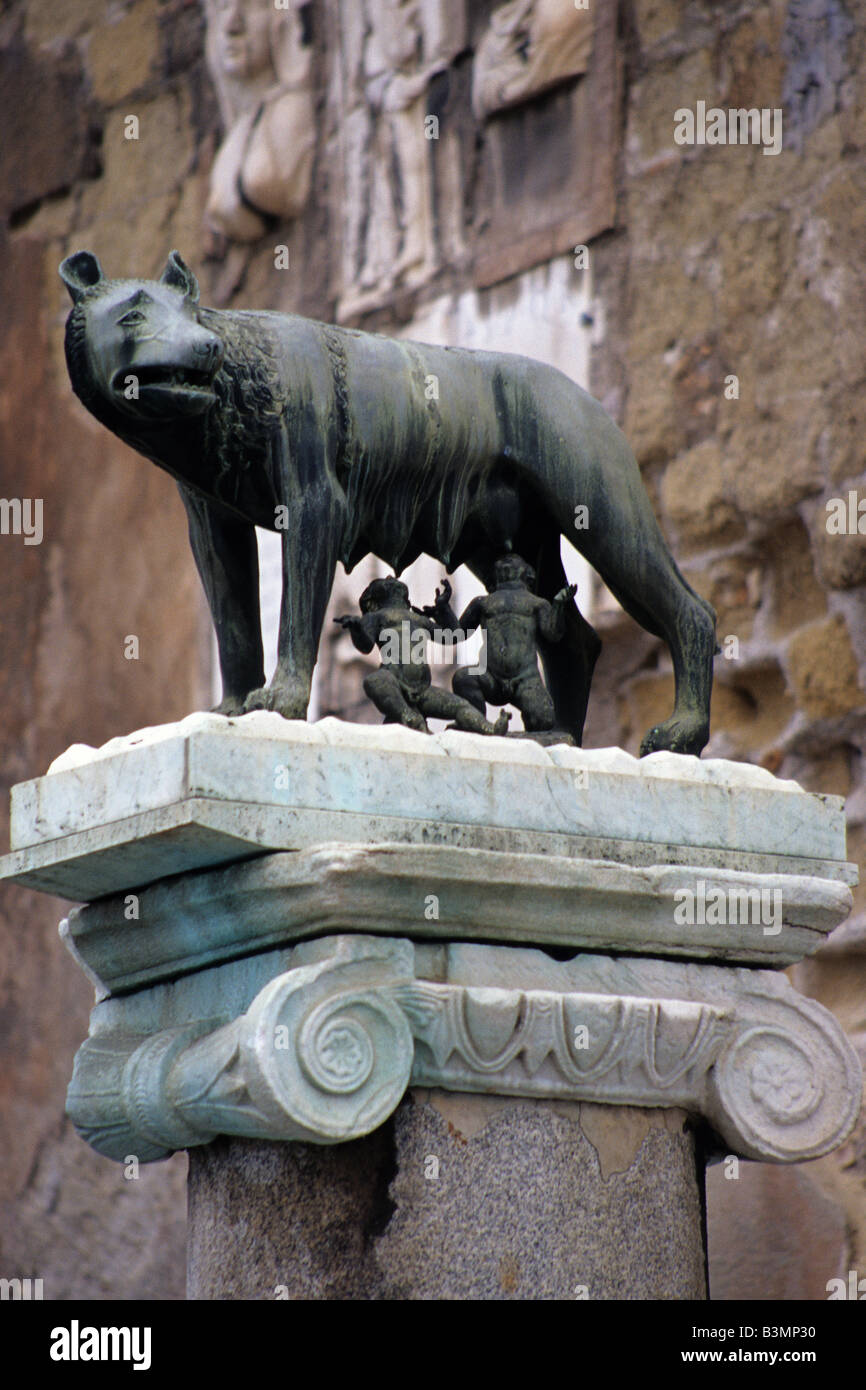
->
[60,250,224,421]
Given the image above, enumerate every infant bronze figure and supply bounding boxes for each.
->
[336,577,510,736]
[425,555,577,736]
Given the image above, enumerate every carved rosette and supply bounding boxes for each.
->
[707,1001,862,1162]
[66,936,862,1166]
[237,955,415,1141]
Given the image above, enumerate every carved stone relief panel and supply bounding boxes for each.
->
[330,0,468,318]
[200,1,617,319]
[471,0,593,119]
[327,0,618,318]
[204,0,316,243]
[468,0,617,291]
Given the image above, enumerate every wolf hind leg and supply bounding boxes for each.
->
[585,534,716,757]
[534,537,601,745]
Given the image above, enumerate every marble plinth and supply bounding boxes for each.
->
[2,713,851,901]
[2,715,861,1300]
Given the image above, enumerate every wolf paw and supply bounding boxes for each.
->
[640,712,709,758]
[211,694,247,717]
[242,679,310,721]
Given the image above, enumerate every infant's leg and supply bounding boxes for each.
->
[452,666,498,715]
[421,685,509,736]
[513,673,556,732]
[363,669,429,731]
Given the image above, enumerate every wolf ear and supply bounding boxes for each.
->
[160,249,200,303]
[59,251,104,303]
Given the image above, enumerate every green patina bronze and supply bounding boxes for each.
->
[425,556,578,737]
[335,576,510,737]
[59,249,715,753]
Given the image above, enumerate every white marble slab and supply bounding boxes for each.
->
[7,714,847,873]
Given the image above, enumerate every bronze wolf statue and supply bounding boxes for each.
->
[60,249,715,753]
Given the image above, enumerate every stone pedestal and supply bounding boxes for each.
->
[1,713,861,1301]
[187,1096,706,1301]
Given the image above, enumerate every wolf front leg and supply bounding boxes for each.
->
[243,479,346,721]
[178,485,265,715]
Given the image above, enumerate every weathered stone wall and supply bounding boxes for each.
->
[587,0,866,1297]
[0,0,219,1300]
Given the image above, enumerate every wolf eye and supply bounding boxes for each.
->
[118,309,145,327]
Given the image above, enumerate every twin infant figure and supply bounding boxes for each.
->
[335,553,577,740]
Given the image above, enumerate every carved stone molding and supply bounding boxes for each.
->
[59,842,855,998]
[66,935,862,1166]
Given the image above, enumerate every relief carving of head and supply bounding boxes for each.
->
[210,0,273,83]
[204,0,315,242]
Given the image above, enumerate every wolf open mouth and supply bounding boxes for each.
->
[111,365,215,393]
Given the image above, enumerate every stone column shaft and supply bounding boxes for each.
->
[187,1093,707,1301]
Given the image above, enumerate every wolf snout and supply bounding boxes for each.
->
[193,337,222,371]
